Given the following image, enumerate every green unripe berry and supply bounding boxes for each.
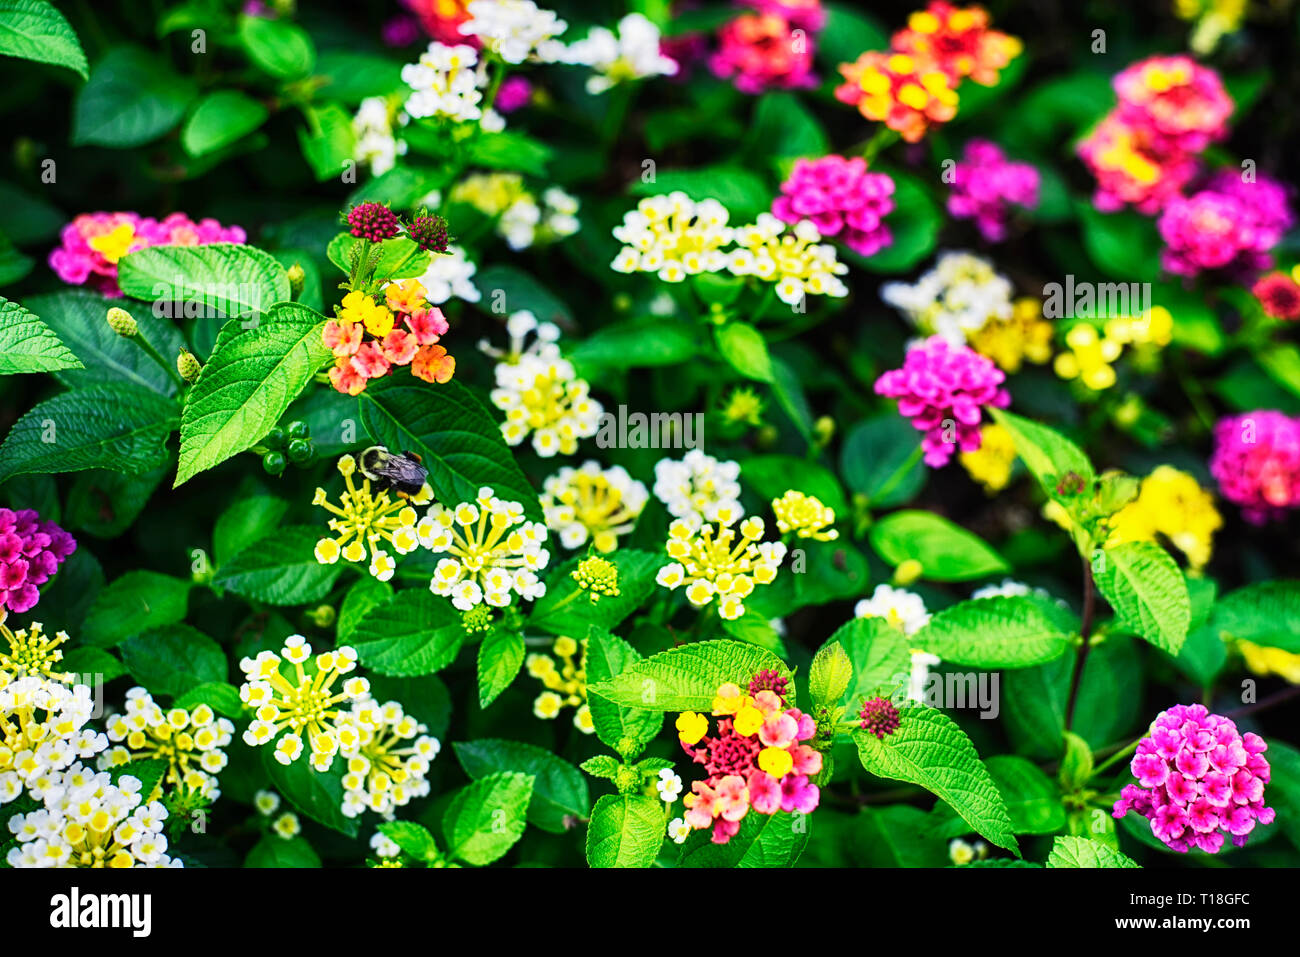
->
[286,420,310,440]
[263,451,286,475]
[286,438,313,464]
[265,427,285,449]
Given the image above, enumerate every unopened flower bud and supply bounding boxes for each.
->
[892,558,924,586]
[287,263,305,297]
[106,306,138,338]
[177,348,201,383]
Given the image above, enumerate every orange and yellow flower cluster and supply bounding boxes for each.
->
[323,278,456,395]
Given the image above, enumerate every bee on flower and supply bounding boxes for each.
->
[726,214,849,306]
[526,636,595,733]
[97,689,234,803]
[239,638,371,771]
[652,449,743,526]
[771,490,839,541]
[655,507,787,621]
[0,675,105,805]
[336,699,441,819]
[541,461,648,552]
[676,675,821,844]
[610,191,734,282]
[313,453,431,582]
[5,764,181,868]
[483,311,603,456]
[416,486,550,610]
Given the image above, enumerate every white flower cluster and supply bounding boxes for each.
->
[352,96,408,176]
[460,0,571,64]
[652,449,742,526]
[881,251,1015,345]
[484,311,603,456]
[336,700,441,819]
[0,676,105,805]
[98,688,234,802]
[728,214,851,306]
[563,13,679,93]
[6,765,180,868]
[541,460,649,551]
[401,42,505,132]
[611,192,734,282]
[415,243,482,305]
[854,584,931,636]
[370,831,402,858]
[451,172,580,250]
[418,487,550,610]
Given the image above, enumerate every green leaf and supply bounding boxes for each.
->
[1046,835,1139,868]
[911,595,1074,668]
[110,758,167,798]
[720,606,786,654]
[585,628,663,761]
[0,296,82,375]
[174,681,243,717]
[816,4,888,67]
[118,243,292,325]
[739,92,828,167]
[313,51,404,104]
[337,576,394,644]
[990,407,1094,507]
[213,496,289,568]
[714,322,774,383]
[212,526,342,605]
[679,809,810,867]
[569,317,698,375]
[528,550,662,636]
[466,131,552,177]
[1059,731,1093,792]
[119,624,226,697]
[869,510,1009,581]
[262,749,357,837]
[0,384,177,484]
[841,414,926,508]
[1210,581,1300,653]
[0,0,88,78]
[59,646,126,684]
[376,821,440,862]
[740,454,847,515]
[298,103,357,182]
[73,46,195,147]
[174,301,328,486]
[238,13,315,78]
[1092,541,1190,655]
[24,290,186,397]
[854,705,1019,853]
[182,90,269,157]
[588,639,791,713]
[827,616,912,708]
[245,835,320,868]
[930,755,1067,838]
[80,571,192,648]
[1266,741,1300,853]
[855,805,950,867]
[808,640,853,706]
[580,755,620,780]
[585,793,663,868]
[472,265,572,326]
[0,231,32,286]
[1076,204,1160,283]
[65,466,167,539]
[348,589,463,677]
[629,166,770,221]
[477,629,525,708]
[453,739,589,834]
[442,771,533,865]
[358,377,542,522]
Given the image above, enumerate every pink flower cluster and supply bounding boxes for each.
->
[1158,171,1294,278]
[771,155,895,257]
[678,678,821,845]
[1209,411,1300,524]
[874,336,1010,467]
[947,139,1040,242]
[49,211,246,297]
[0,509,76,616]
[1113,704,1273,854]
[1078,55,1232,215]
[707,1,821,94]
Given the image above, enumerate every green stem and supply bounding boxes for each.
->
[869,445,925,505]
[1091,736,1141,778]
[132,329,186,391]
[1064,551,1097,732]
[862,128,900,165]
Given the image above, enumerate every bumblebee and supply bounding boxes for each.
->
[358,446,428,497]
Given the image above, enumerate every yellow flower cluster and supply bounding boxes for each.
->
[959,422,1018,493]
[526,636,594,733]
[771,490,838,541]
[1053,307,1174,390]
[541,461,648,553]
[967,297,1054,373]
[572,555,620,603]
[313,454,431,581]
[727,214,849,306]
[1105,465,1222,569]
[99,689,234,802]
[340,289,395,339]
[239,637,371,770]
[0,620,72,688]
[655,508,787,620]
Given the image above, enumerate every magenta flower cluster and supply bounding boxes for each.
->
[1157,171,1295,278]
[0,509,76,616]
[874,336,1010,467]
[1114,704,1273,854]
[947,140,1040,242]
[771,155,895,257]
[1209,410,1300,524]
[49,211,246,297]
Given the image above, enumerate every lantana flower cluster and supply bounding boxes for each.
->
[652,450,743,526]
[771,490,838,541]
[49,211,245,296]
[0,620,73,688]
[337,699,441,819]
[771,154,896,257]
[874,335,1011,467]
[835,3,1021,142]
[675,676,821,844]
[1210,410,1300,523]
[562,13,679,93]
[98,689,234,802]
[526,635,595,733]
[656,507,787,621]
[1114,704,1273,854]
[0,508,75,616]
[709,8,818,95]
[0,675,105,804]
[541,461,648,552]
[1157,170,1294,278]
[313,453,431,582]
[401,41,507,132]
[946,139,1040,241]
